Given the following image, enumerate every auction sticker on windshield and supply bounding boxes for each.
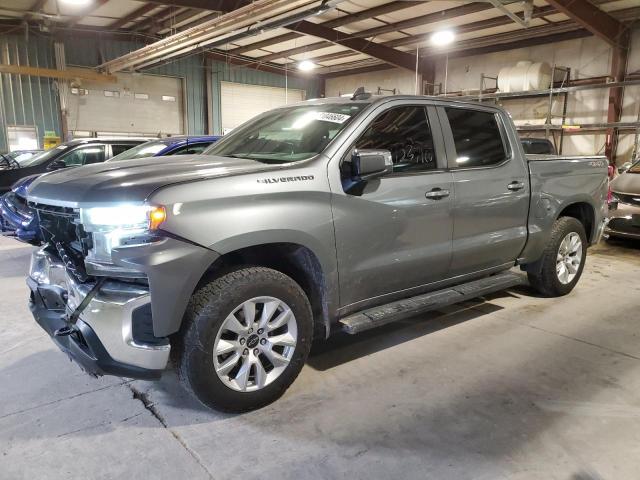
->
[316,112,351,124]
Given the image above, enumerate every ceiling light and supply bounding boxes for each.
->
[60,0,91,5]
[430,30,455,47]
[298,60,316,72]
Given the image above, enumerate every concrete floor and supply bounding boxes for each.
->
[1,235,639,480]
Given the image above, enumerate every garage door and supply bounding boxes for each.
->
[66,70,184,137]
[220,82,305,133]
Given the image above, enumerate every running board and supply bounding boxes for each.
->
[339,271,526,335]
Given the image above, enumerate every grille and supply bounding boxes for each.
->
[30,202,93,283]
[6,192,31,216]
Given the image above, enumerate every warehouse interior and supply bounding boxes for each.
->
[1,0,640,478]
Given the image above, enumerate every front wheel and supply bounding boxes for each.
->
[173,267,313,412]
[527,216,587,297]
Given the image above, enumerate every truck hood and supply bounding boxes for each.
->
[610,172,640,195]
[27,154,280,206]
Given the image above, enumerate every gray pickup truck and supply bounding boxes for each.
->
[26,94,608,412]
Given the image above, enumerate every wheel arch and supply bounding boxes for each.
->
[197,239,336,340]
[556,200,596,244]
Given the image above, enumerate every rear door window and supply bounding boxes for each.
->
[445,108,508,167]
[111,143,139,157]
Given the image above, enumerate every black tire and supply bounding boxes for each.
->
[173,267,313,412]
[527,216,587,297]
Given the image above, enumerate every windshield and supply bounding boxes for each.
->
[204,103,367,163]
[108,140,171,161]
[629,160,640,174]
[17,145,69,168]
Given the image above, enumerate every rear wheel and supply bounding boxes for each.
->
[527,216,587,297]
[174,267,313,412]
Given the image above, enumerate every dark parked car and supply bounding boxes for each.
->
[0,138,147,194]
[0,150,43,170]
[0,137,147,241]
[107,135,220,161]
[1,136,219,243]
[521,137,557,155]
[606,159,640,239]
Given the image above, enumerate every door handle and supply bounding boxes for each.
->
[425,188,450,200]
[507,181,525,191]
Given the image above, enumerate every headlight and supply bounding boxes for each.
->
[80,205,166,271]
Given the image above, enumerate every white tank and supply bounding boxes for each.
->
[498,61,552,92]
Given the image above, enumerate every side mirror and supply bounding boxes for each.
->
[47,159,67,171]
[351,149,393,181]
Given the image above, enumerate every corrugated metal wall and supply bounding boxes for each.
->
[0,30,322,150]
[0,33,61,151]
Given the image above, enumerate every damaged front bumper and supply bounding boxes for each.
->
[28,248,170,379]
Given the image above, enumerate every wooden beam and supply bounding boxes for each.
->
[228,1,416,55]
[109,4,158,29]
[0,64,117,83]
[545,0,626,46]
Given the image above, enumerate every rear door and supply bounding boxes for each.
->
[438,106,529,276]
[331,102,454,310]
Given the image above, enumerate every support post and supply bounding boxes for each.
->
[605,31,630,165]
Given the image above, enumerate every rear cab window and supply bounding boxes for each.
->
[445,108,510,168]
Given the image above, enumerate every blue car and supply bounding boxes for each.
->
[0,135,220,244]
[107,135,220,161]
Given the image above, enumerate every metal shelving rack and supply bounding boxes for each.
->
[439,68,640,156]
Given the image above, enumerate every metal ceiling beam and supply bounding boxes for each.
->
[205,51,309,78]
[134,6,186,31]
[544,0,626,46]
[100,0,335,72]
[285,20,429,72]
[253,2,493,64]
[228,1,416,55]
[109,4,158,29]
[147,8,205,34]
[67,0,111,26]
[24,0,47,20]
[147,0,249,11]
[308,5,557,65]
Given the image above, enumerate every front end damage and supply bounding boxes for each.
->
[27,202,219,379]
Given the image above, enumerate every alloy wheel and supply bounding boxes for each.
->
[556,232,583,285]
[212,296,298,392]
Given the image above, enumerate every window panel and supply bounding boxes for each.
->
[355,106,437,173]
[445,108,507,168]
[59,145,106,166]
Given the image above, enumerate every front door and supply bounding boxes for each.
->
[331,104,454,311]
[438,106,529,276]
